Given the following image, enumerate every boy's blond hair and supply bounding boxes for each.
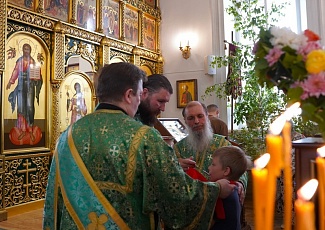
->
[212,146,251,181]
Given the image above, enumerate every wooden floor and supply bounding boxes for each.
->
[244,193,284,230]
[0,202,283,230]
[0,183,284,230]
[0,208,43,230]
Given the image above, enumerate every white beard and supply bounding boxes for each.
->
[185,120,214,153]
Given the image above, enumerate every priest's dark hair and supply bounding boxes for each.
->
[144,74,173,95]
[96,63,147,102]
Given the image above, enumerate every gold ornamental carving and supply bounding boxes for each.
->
[97,0,104,33]
[156,18,161,53]
[110,50,131,63]
[128,0,138,7]
[63,25,102,44]
[137,1,160,18]
[109,40,134,53]
[0,0,6,70]
[7,22,51,48]
[157,54,164,74]
[65,37,99,71]
[100,37,110,65]
[0,156,5,210]
[4,153,51,208]
[140,58,156,73]
[7,6,55,31]
[53,21,65,34]
[132,47,140,66]
[36,0,45,14]
[120,1,126,41]
[139,10,144,47]
[70,0,77,25]
[137,49,159,61]
[50,83,61,151]
[52,32,65,81]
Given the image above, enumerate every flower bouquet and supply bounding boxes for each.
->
[254,27,325,137]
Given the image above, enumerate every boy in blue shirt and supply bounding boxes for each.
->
[208,146,251,230]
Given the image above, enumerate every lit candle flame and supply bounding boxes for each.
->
[283,102,301,120]
[317,145,325,158]
[269,102,301,135]
[297,179,318,201]
[269,115,286,135]
[254,153,270,169]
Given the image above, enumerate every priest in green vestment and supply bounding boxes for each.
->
[43,63,236,230]
[174,101,248,198]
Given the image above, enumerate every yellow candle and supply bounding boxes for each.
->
[267,102,300,177]
[295,201,316,230]
[316,146,325,230]
[295,179,318,230]
[283,121,292,230]
[267,113,286,177]
[266,134,283,177]
[252,154,269,230]
[265,103,301,230]
[265,115,285,230]
[264,170,277,230]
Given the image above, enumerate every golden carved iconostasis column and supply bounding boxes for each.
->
[0,0,6,72]
[99,36,111,66]
[51,22,66,151]
[0,155,6,221]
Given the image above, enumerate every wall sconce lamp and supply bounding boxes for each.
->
[179,41,191,59]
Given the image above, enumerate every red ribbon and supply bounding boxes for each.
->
[186,168,208,182]
[185,168,237,220]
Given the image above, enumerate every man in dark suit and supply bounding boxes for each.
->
[207,104,228,138]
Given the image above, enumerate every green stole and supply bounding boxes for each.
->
[44,125,149,229]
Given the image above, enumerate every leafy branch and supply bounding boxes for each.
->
[202,0,289,158]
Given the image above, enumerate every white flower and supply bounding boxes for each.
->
[270,27,307,50]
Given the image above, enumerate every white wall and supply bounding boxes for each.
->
[306,0,325,47]
[159,0,221,123]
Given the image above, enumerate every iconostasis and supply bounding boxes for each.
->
[0,0,163,212]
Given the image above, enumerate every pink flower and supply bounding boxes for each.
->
[265,47,284,66]
[297,41,322,60]
[300,72,325,98]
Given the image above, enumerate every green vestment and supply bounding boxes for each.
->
[43,106,221,230]
[174,134,248,190]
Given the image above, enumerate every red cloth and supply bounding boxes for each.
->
[186,168,208,182]
[185,168,237,220]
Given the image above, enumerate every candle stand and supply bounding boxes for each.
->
[293,137,325,229]
[293,137,324,189]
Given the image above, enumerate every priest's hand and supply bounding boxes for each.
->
[217,179,236,199]
[178,156,196,172]
[236,182,245,205]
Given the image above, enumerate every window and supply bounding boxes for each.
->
[224,0,307,43]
